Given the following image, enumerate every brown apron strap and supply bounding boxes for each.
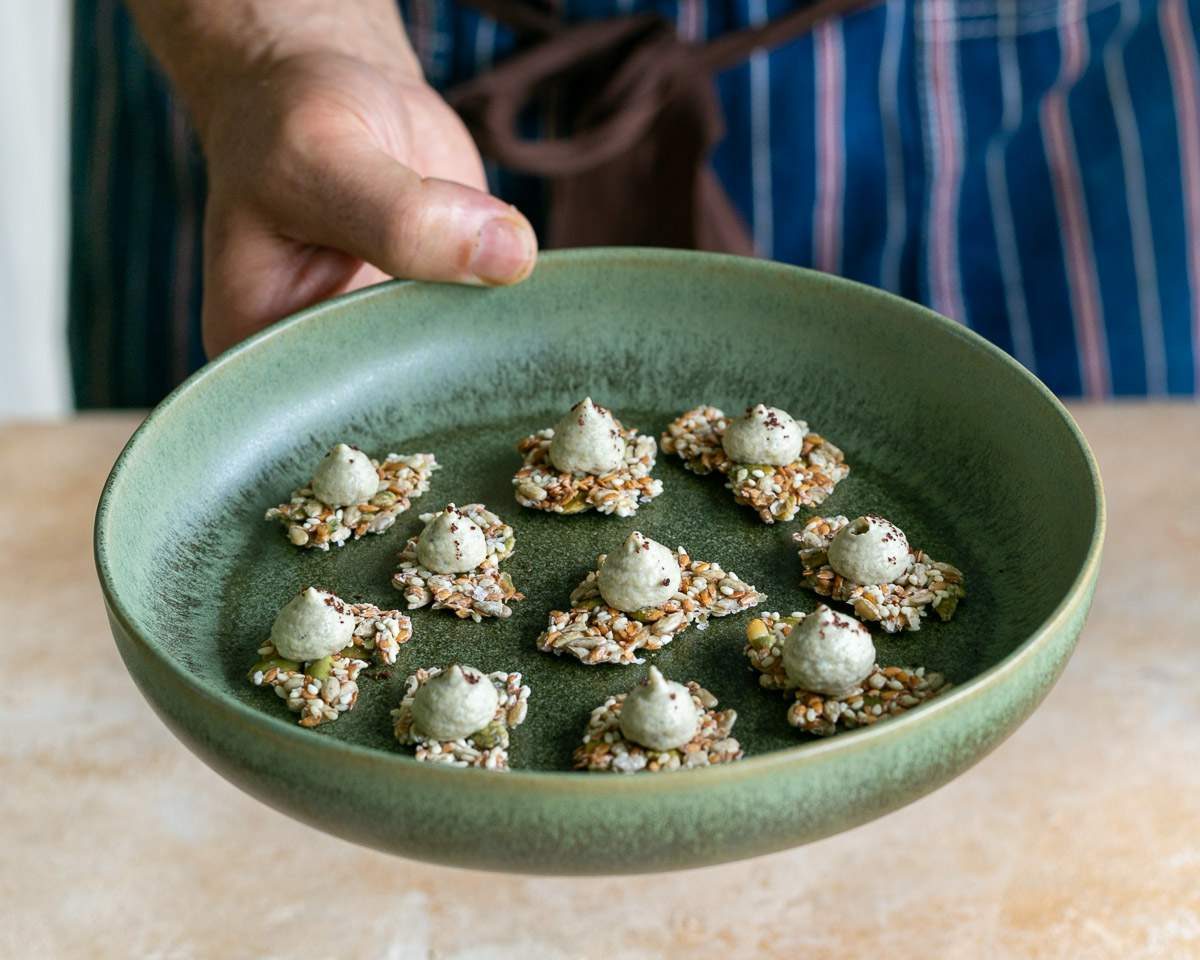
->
[699,0,874,71]
[448,0,875,175]
[449,14,678,176]
[446,0,878,252]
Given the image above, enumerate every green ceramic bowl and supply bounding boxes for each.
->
[96,248,1103,875]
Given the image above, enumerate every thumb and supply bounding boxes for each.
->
[288,145,538,286]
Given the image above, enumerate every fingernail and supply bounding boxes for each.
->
[470,217,534,284]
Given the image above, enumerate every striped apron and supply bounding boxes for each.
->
[70,0,1200,405]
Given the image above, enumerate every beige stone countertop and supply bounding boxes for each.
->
[1,407,1196,959]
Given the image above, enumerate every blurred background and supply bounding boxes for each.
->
[0,3,72,417]
[10,0,1200,417]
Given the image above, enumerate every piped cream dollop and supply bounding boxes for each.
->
[410,664,499,740]
[548,397,625,475]
[597,532,681,612]
[268,587,356,662]
[618,666,700,750]
[416,505,488,573]
[827,515,911,585]
[311,443,379,507]
[721,404,806,466]
[783,604,875,694]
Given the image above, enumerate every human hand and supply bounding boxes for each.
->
[196,51,537,355]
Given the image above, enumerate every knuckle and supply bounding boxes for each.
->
[378,207,423,275]
[376,180,436,275]
[266,99,357,198]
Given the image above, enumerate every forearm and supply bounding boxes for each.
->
[125,0,421,139]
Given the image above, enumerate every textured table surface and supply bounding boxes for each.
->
[1,407,1196,959]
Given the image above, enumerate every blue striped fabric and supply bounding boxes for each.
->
[70,0,1200,405]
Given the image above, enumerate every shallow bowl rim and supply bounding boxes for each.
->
[94,247,1106,795]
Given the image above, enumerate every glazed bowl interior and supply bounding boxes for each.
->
[97,249,1102,873]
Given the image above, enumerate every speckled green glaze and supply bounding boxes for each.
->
[96,249,1104,875]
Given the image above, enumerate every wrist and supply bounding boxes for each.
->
[128,1,424,143]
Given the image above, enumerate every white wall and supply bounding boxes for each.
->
[0,1,72,417]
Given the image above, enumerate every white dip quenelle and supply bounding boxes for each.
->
[311,443,380,507]
[417,504,488,573]
[827,515,911,585]
[619,666,700,750]
[597,531,681,612]
[269,587,356,662]
[783,604,876,694]
[721,403,807,466]
[410,664,499,740]
[548,397,625,475]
